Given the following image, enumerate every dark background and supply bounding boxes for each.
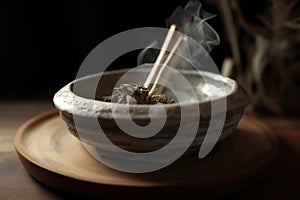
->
[0,0,227,99]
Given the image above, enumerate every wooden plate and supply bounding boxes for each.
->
[14,110,278,198]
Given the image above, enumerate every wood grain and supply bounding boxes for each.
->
[14,110,278,198]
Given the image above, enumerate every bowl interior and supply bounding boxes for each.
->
[71,69,237,104]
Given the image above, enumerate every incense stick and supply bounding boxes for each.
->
[144,24,188,96]
[149,35,185,95]
[144,25,177,89]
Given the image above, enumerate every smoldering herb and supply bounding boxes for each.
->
[103,84,174,105]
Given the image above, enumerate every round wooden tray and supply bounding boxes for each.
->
[14,110,278,198]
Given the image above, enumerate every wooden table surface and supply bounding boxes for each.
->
[0,99,299,199]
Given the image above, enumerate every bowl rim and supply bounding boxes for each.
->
[53,69,245,119]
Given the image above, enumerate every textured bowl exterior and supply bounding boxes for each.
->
[54,69,249,157]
